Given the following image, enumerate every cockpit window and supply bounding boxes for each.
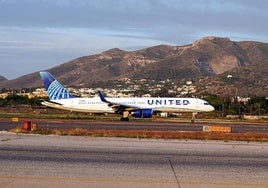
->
[204,102,209,105]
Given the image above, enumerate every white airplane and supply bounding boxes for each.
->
[39,72,214,121]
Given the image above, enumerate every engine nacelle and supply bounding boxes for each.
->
[132,108,153,118]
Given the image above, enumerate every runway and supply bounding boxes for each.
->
[0,132,267,188]
[0,118,268,133]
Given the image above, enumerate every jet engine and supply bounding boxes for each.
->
[132,108,153,118]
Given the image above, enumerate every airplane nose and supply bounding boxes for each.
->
[209,105,215,111]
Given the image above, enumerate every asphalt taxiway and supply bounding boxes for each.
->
[0,118,268,133]
[0,132,267,188]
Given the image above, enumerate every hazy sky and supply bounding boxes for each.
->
[1,0,268,79]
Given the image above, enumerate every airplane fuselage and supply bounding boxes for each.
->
[42,96,214,114]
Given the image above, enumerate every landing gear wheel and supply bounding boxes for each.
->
[191,112,198,123]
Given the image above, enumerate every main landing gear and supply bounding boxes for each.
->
[120,111,130,121]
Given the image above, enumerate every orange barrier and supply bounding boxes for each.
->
[22,121,38,131]
[31,123,38,131]
[211,126,232,133]
[203,125,232,133]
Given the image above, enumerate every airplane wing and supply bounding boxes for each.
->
[98,91,136,114]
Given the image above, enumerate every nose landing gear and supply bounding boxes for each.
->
[191,112,198,123]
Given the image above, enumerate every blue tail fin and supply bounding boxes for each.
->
[39,72,74,100]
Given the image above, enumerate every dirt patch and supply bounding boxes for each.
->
[10,127,268,142]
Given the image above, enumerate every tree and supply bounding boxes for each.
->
[0,98,6,107]
[204,94,224,111]
[5,95,29,105]
[247,96,268,115]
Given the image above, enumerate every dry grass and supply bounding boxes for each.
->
[10,127,268,142]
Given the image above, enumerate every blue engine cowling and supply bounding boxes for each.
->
[132,108,153,118]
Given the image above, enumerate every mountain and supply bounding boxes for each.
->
[0,36,267,96]
[194,39,268,96]
[0,75,7,81]
[0,76,7,84]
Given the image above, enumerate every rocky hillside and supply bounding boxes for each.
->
[0,76,7,83]
[0,37,267,96]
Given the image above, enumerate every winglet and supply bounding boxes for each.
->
[98,91,109,103]
[39,71,74,100]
